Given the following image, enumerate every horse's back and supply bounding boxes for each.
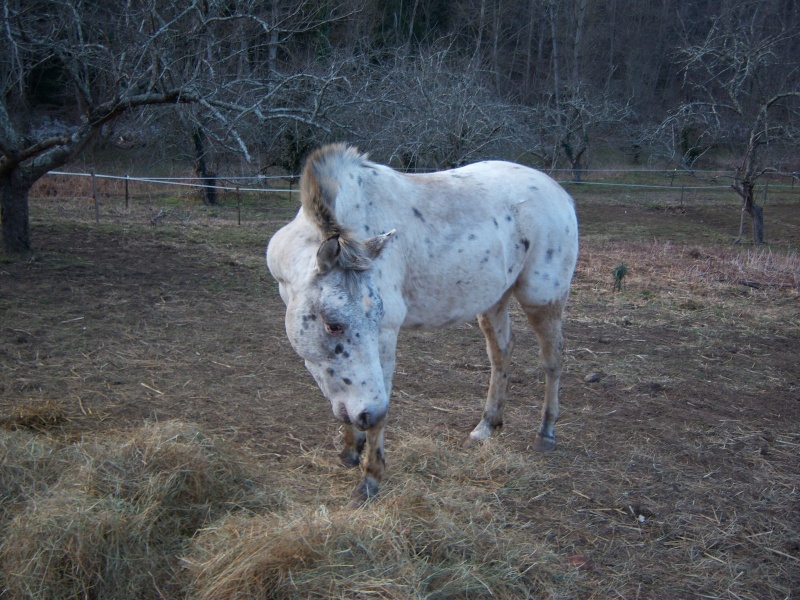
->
[390,161,577,326]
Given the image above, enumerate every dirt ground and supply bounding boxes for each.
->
[2,189,799,597]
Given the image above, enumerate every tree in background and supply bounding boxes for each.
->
[3,0,799,252]
[0,0,353,252]
[663,2,800,244]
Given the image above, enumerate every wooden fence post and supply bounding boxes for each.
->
[236,185,241,226]
[91,169,99,223]
[125,174,130,209]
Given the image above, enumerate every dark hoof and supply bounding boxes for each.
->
[339,450,361,469]
[349,477,379,507]
[533,433,556,452]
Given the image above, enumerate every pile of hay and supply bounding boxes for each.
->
[184,436,568,599]
[1,420,570,599]
[1,420,271,599]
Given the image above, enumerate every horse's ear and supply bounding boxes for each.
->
[364,229,396,259]
[316,236,341,273]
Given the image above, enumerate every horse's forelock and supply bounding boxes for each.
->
[302,144,371,273]
[301,143,365,240]
[337,235,371,272]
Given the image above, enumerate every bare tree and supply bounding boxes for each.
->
[333,43,519,170]
[668,2,800,244]
[0,0,355,253]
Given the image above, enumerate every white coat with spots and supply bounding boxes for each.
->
[267,144,578,503]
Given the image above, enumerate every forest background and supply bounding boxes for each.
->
[2,0,799,251]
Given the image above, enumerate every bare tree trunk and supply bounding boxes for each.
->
[548,0,562,167]
[752,202,764,244]
[572,0,587,85]
[193,127,218,206]
[734,184,765,245]
[733,130,766,245]
[474,0,487,64]
[492,0,501,90]
[1,170,33,253]
[524,0,535,94]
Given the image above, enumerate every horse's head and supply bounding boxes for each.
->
[271,230,395,431]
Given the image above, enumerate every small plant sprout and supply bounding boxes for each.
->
[612,263,628,292]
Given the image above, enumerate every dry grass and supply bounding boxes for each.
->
[185,438,568,599]
[0,421,274,599]
[0,421,570,599]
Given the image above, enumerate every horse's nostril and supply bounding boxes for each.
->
[356,409,385,430]
[356,410,371,430]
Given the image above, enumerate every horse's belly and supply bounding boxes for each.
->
[399,254,517,328]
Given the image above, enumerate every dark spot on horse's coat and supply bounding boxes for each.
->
[335,344,344,354]
[481,257,489,264]
[508,267,513,273]
[355,203,360,209]
[546,248,554,261]
[343,351,350,358]
[522,238,530,251]
[468,234,476,240]
[365,225,370,233]
[505,215,512,222]
[413,207,425,221]
[553,279,560,288]
[529,185,539,191]
[493,218,499,227]
[343,377,352,385]
[328,368,336,376]
[357,176,363,186]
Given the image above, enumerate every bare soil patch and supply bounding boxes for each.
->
[1,191,799,598]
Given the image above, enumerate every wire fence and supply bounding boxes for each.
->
[45,166,800,191]
[32,166,800,226]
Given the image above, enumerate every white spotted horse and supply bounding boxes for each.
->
[267,144,578,504]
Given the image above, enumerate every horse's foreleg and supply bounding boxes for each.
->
[465,293,514,448]
[339,424,366,468]
[525,301,565,452]
[350,421,386,505]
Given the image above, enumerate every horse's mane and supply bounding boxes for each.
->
[300,144,372,271]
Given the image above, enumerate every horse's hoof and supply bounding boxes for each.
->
[339,451,361,469]
[462,435,479,449]
[349,477,379,507]
[533,433,556,452]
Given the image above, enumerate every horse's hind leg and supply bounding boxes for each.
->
[524,299,566,452]
[465,291,515,447]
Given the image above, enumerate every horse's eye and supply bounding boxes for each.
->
[324,322,345,335]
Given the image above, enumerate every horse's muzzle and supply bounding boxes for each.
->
[353,408,385,431]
